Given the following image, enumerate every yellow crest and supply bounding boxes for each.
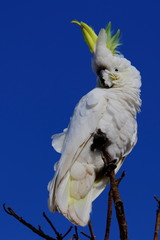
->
[72,20,121,55]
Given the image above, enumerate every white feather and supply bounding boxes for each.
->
[51,128,67,153]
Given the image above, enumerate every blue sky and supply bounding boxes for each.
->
[0,0,160,239]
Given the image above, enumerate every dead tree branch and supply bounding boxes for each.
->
[81,231,92,239]
[102,147,128,240]
[72,226,79,240]
[104,171,126,240]
[3,204,56,240]
[153,195,160,240]
[43,212,60,237]
[88,220,96,239]
[81,220,95,240]
[104,188,113,240]
[3,204,72,240]
[43,212,72,239]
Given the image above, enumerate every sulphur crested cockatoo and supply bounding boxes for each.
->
[48,21,141,226]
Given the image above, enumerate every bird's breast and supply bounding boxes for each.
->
[97,91,137,160]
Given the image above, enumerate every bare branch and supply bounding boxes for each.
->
[3,204,56,240]
[81,231,92,239]
[62,226,73,239]
[104,171,126,240]
[88,220,96,240]
[3,204,74,240]
[3,203,12,215]
[72,226,79,240]
[108,171,128,240]
[153,195,160,240]
[154,196,160,207]
[117,171,126,185]
[43,212,62,239]
[102,148,128,240]
[80,220,96,240]
[43,212,73,239]
[104,189,113,240]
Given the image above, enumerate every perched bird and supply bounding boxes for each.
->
[48,21,141,226]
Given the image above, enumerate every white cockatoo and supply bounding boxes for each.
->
[48,21,141,226]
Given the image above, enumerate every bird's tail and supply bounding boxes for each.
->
[48,157,125,226]
[48,167,94,226]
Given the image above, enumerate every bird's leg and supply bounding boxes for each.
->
[91,129,117,176]
[90,129,108,152]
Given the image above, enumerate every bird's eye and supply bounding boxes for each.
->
[115,68,119,72]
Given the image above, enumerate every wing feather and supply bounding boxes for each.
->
[51,128,68,153]
[48,88,108,221]
[56,88,107,183]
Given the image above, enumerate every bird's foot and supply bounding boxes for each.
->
[95,159,117,180]
[104,159,117,176]
[90,129,109,152]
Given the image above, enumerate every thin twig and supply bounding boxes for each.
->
[43,212,73,239]
[81,220,96,240]
[81,231,92,239]
[117,171,126,185]
[62,226,73,239]
[153,196,160,240]
[3,204,56,240]
[73,226,79,240]
[88,220,96,240]
[154,196,160,206]
[43,212,62,239]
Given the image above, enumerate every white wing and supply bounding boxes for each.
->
[48,88,108,226]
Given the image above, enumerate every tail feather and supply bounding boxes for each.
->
[48,172,70,214]
[48,177,57,212]
[48,169,93,226]
[48,157,125,226]
[67,193,93,226]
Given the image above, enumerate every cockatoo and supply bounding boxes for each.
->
[48,21,141,226]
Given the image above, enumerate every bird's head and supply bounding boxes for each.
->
[72,21,141,89]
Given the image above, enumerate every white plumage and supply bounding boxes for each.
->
[48,28,141,226]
